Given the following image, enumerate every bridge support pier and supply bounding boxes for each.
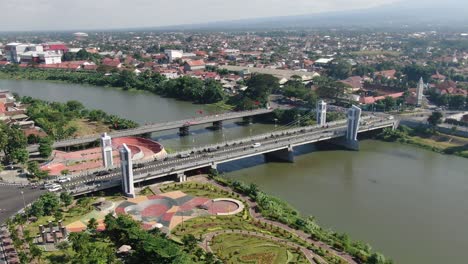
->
[179,126,190,136]
[177,173,187,182]
[242,116,253,125]
[264,146,294,163]
[212,121,223,130]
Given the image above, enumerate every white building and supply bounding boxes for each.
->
[18,51,62,64]
[165,50,183,62]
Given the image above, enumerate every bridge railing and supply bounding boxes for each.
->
[52,108,274,147]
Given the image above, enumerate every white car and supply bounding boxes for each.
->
[48,184,62,192]
[56,176,71,183]
[251,143,262,148]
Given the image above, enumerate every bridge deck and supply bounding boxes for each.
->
[64,117,397,196]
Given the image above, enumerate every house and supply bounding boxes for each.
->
[184,60,205,72]
[340,76,364,91]
[431,71,446,81]
[374,70,397,79]
[102,58,122,68]
[359,92,404,105]
[433,80,467,96]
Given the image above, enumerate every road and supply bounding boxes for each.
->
[27,108,274,152]
[0,185,44,224]
[61,116,396,195]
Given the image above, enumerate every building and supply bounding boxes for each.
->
[120,144,135,198]
[18,51,62,64]
[4,43,30,63]
[42,42,69,54]
[165,50,183,62]
[184,59,206,72]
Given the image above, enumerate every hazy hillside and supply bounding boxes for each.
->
[159,0,468,31]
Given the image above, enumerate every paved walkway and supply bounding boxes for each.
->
[202,178,358,264]
[156,178,358,264]
[199,229,325,264]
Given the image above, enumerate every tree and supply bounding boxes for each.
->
[427,111,443,127]
[60,192,73,207]
[182,234,198,252]
[29,199,44,217]
[11,148,29,165]
[38,137,53,158]
[87,218,98,233]
[315,77,346,100]
[328,60,352,80]
[382,96,396,111]
[40,192,60,216]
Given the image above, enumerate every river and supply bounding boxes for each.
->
[2,79,467,264]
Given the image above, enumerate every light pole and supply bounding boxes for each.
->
[274,118,278,128]
[296,114,301,127]
[20,190,27,220]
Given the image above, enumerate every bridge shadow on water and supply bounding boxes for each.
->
[218,142,344,173]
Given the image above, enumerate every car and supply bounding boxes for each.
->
[207,147,217,152]
[56,176,71,183]
[47,184,62,192]
[43,183,55,190]
[251,143,262,148]
[132,163,145,169]
[96,171,111,176]
[178,153,190,158]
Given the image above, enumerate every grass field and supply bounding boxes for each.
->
[211,233,308,264]
[350,50,401,56]
[66,118,111,137]
[163,182,312,249]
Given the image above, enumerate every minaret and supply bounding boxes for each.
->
[316,100,327,126]
[100,133,113,168]
[416,77,424,106]
[120,144,135,198]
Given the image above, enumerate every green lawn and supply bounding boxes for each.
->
[211,233,308,264]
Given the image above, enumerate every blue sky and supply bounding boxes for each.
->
[1,0,398,31]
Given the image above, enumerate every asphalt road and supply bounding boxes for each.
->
[0,185,44,224]
[64,116,395,194]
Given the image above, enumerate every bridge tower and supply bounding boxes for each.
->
[416,77,424,106]
[100,133,113,168]
[343,105,362,150]
[119,144,135,198]
[316,100,327,126]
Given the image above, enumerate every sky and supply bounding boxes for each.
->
[0,0,398,31]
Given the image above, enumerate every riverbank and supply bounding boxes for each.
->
[0,66,226,105]
[377,125,468,158]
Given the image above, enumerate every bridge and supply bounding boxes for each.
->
[27,108,274,152]
[61,111,398,196]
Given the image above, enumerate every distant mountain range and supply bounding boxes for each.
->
[157,0,468,31]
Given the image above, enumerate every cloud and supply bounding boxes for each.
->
[0,0,397,31]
